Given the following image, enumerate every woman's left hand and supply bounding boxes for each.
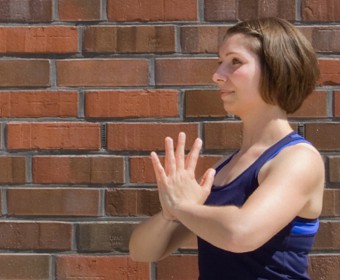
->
[151,132,216,220]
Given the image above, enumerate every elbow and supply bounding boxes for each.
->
[220,224,263,253]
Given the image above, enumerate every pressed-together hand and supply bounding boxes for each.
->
[151,132,216,221]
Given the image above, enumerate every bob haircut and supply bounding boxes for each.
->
[225,17,319,114]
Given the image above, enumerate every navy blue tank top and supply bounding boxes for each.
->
[198,132,319,280]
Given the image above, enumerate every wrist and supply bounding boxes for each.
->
[161,210,180,224]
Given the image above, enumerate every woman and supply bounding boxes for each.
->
[129,17,324,280]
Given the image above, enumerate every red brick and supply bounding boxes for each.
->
[78,222,135,252]
[107,122,199,151]
[334,91,340,117]
[185,90,226,118]
[289,91,328,118]
[106,188,161,216]
[85,90,179,118]
[33,156,124,184]
[157,255,199,280]
[321,189,340,217]
[204,0,237,21]
[0,254,51,279]
[107,0,197,22]
[204,121,243,150]
[238,0,296,20]
[302,0,340,21]
[181,25,228,54]
[305,123,340,151]
[0,0,52,22]
[329,156,340,183]
[318,59,340,86]
[56,255,150,280]
[301,26,340,53]
[156,58,217,86]
[0,90,78,117]
[7,122,100,150]
[0,59,50,87]
[0,222,72,250]
[314,221,340,250]
[7,189,101,216]
[0,156,26,184]
[56,59,149,87]
[0,26,78,54]
[130,155,222,184]
[84,25,175,53]
[58,0,101,21]
[309,255,340,280]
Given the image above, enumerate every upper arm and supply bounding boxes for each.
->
[233,144,324,250]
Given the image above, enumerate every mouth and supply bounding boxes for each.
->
[220,90,235,96]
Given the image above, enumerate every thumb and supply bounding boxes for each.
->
[200,168,216,190]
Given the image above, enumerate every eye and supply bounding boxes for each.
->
[232,58,242,65]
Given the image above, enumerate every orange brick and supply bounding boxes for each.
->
[302,0,340,21]
[33,156,124,184]
[84,25,175,53]
[157,255,199,280]
[7,122,100,150]
[318,59,340,86]
[204,0,237,21]
[203,121,243,150]
[107,0,197,22]
[106,188,161,216]
[0,90,78,117]
[238,0,296,20]
[78,222,135,252]
[156,58,217,86]
[58,0,101,21]
[0,0,52,22]
[85,90,179,118]
[7,189,101,216]
[56,59,149,87]
[289,91,328,118]
[185,90,226,118]
[0,59,50,87]
[329,156,340,183]
[181,25,228,54]
[305,123,340,151]
[107,122,199,151]
[0,222,72,250]
[0,254,51,279]
[314,221,340,250]
[334,91,340,117]
[56,255,150,280]
[0,26,78,54]
[0,156,26,184]
[321,189,340,217]
[309,255,340,279]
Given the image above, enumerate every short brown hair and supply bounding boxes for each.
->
[225,17,319,114]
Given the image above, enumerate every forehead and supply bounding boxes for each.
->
[218,33,257,57]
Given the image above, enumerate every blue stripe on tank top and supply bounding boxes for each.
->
[291,219,319,235]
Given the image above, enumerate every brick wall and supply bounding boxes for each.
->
[0,0,339,279]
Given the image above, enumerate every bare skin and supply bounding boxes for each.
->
[129,34,324,262]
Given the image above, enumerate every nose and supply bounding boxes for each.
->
[212,65,227,84]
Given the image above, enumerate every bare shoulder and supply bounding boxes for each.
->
[259,142,324,186]
[258,142,324,218]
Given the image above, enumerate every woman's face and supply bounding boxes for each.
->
[212,33,263,117]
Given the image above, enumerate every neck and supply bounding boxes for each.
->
[238,106,293,152]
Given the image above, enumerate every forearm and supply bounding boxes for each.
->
[174,203,247,252]
[129,211,181,262]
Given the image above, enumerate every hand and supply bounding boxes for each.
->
[151,132,216,221]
